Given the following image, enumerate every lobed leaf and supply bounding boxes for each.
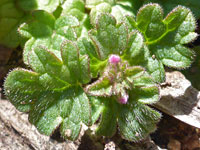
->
[85,58,160,140]
[61,0,92,38]
[28,46,63,76]
[4,69,41,112]
[89,96,104,124]
[61,41,91,84]
[125,66,145,83]
[125,4,197,82]
[118,103,161,141]
[87,0,136,26]
[28,86,90,140]
[144,0,200,19]
[86,0,116,9]
[4,67,91,141]
[96,99,117,137]
[86,75,112,97]
[19,10,79,65]
[89,13,128,60]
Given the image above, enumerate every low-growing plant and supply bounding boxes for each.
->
[2,0,199,142]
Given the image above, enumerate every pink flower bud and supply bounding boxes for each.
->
[109,55,121,64]
[118,94,129,104]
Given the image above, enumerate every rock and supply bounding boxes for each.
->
[0,99,79,150]
[154,71,200,129]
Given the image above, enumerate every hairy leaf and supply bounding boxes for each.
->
[96,98,117,137]
[61,0,92,38]
[89,13,128,60]
[19,10,79,64]
[87,0,136,26]
[86,58,160,140]
[61,40,91,84]
[4,44,91,140]
[118,103,161,141]
[4,69,41,112]
[125,4,197,82]
[144,0,200,19]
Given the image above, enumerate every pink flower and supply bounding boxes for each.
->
[118,94,129,104]
[109,55,121,64]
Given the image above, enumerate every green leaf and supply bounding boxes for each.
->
[89,96,104,124]
[118,103,161,141]
[126,4,197,82]
[77,37,99,59]
[133,73,156,87]
[153,44,195,68]
[132,86,160,104]
[144,0,200,19]
[79,55,91,84]
[89,13,128,60]
[5,67,91,140]
[89,2,112,26]
[16,0,60,13]
[126,31,144,58]
[137,4,166,41]
[123,31,145,65]
[130,72,160,104]
[0,0,25,48]
[125,66,145,82]
[96,99,117,137]
[86,75,112,97]
[61,40,91,84]
[61,41,80,79]
[87,0,136,26]
[4,69,41,112]
[59,87,91,140]
[18,10,78,65]
[86,0,116,9]
[55,16,79,29]
[29,46,63,75]
[39,73,70,91]
[28,86,90,140]
[62,0,85,13]
[61,0,92,38]
[77,37,106,78]
[146,55,165,82]
[29,91,63,136]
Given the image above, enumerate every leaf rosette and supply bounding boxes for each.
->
[82,13,147,79]
[86,54,161,141]
[4,1,198,142]
[4,41,91,141]
[82,13,161,141]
